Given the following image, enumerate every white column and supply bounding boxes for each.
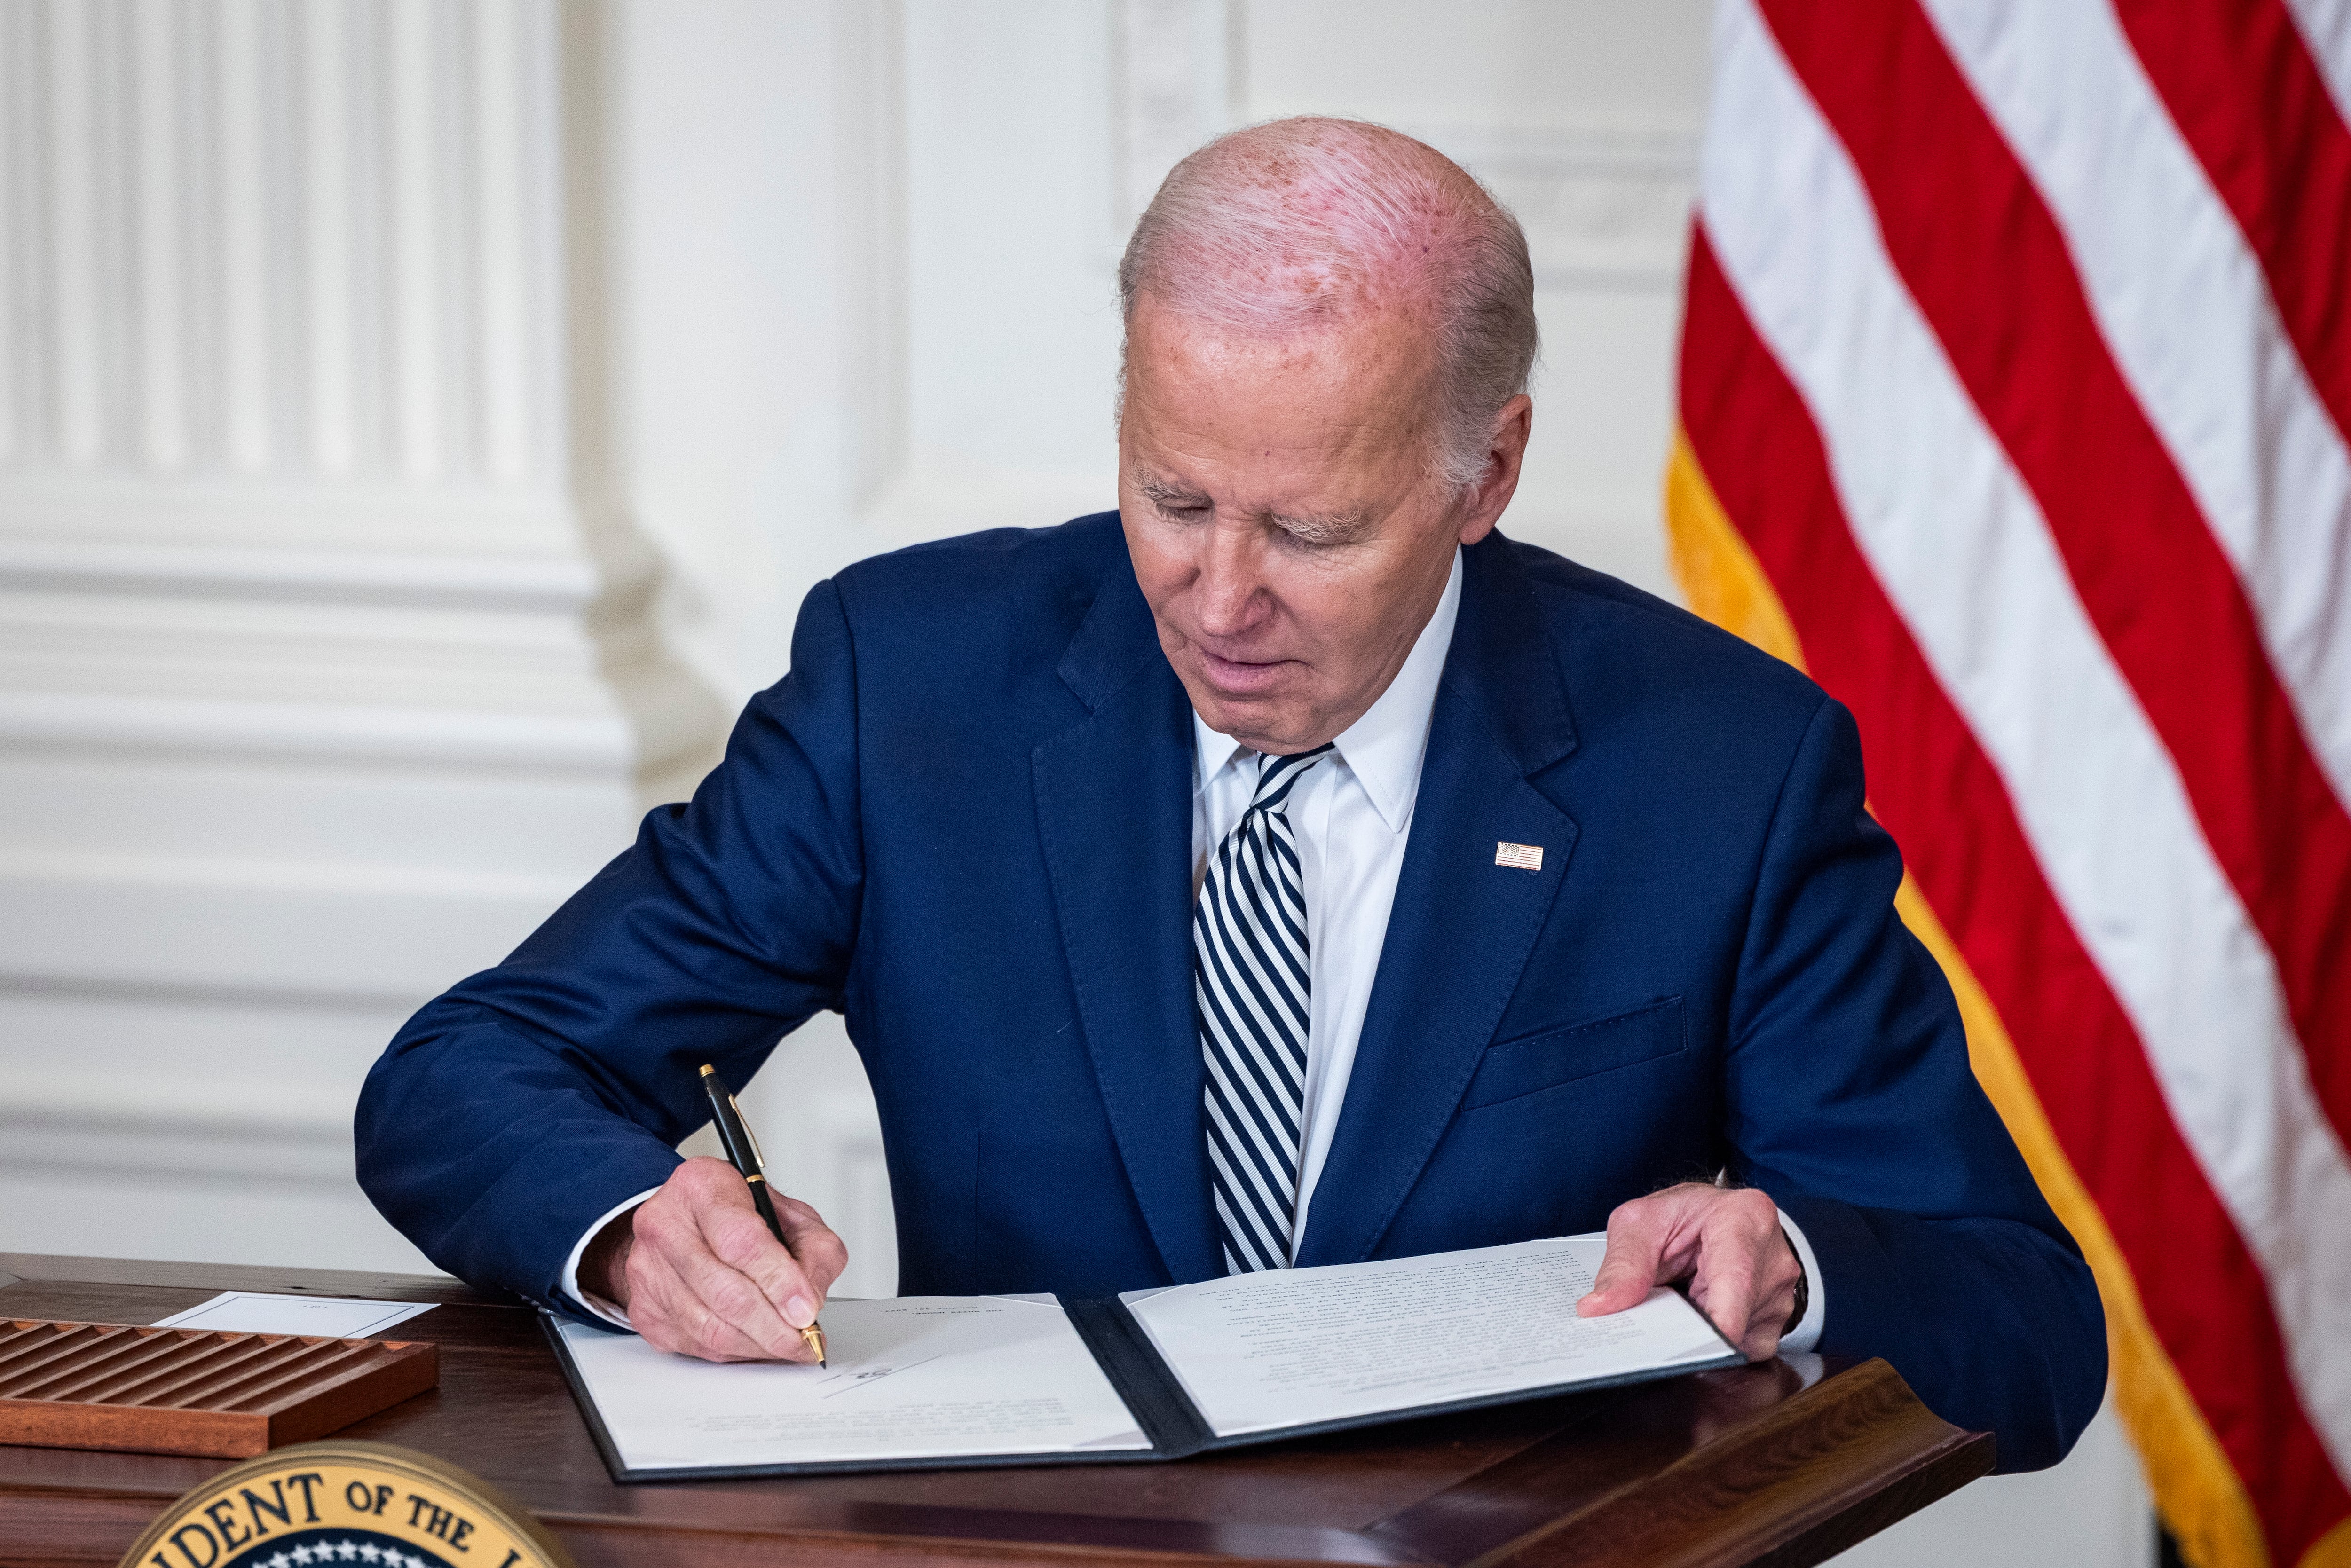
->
[0,0,721,1272]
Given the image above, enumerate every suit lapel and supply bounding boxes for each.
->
[1295,535,1580,1268]
[1033,572,1222,1284]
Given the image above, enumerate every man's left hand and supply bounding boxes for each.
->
[1575,1182,1803,1361]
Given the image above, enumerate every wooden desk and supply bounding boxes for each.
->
[0,1253,1990,1568]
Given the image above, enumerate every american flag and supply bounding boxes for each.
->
[1668,3,2351,1565]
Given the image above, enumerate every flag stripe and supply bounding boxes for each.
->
[2110,0,2351,464]
[2280,0,2351,195]
[1680,222,2351,1565]
[1667,428,2275,1568]
[1756,0,2351,1226]
[1709,0,2351,1484]
[1921,0,2351,831]
[1912,0,2351,1219]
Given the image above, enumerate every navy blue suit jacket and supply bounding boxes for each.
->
[357,516,2105,1470]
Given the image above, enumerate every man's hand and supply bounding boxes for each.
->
[582,1157,849,1362]
[1574,1182,1803,1361]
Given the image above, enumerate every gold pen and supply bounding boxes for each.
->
[699,1064,827,1365]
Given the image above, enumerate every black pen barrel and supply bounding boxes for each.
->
[699,1066,761,1179]
[743,1174,790,1248]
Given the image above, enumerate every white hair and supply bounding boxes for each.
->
[1117,117,1538,489]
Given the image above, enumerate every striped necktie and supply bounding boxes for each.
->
[1196,743,1334,1273]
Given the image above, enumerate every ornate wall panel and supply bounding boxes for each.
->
[0,0,718,1272]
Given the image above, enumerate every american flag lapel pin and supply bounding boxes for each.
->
[1494,841,1543,872]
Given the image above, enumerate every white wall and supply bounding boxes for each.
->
[0,3,2144,1562]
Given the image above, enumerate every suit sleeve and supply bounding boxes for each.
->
[1725,696,2107,1473]
[355,579,866,1314]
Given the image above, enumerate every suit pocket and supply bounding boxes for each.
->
[1460,997,1686,1111]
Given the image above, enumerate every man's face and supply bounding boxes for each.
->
[1118,296,1513,754]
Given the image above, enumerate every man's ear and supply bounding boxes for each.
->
[1456,393,1534,546]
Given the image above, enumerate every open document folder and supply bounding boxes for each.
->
[546,1232,1743,1481]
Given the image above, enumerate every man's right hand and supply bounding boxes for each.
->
[581,1156,848,1363]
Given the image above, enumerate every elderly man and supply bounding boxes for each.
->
[357,119,2104,1470]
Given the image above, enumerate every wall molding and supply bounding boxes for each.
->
[0,535,600,614]
[0,478,602,567]
[0,1096,357,1188]
[1111,0,1242,239]
[1098,0,1698,294]
[1419,125,1699,292]
[0,1121,355,1190]
[0,857,578,999]
[1,1081,892,1262]
[0,526,718,777]
[0,970,431,1016]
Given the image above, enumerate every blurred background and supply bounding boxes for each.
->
[0,3,2175,1564]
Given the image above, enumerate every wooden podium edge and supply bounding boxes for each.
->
[1478,1359,1995,1568]
[518,1362,1994,1568]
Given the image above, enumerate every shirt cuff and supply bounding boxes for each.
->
[1776,1207,1827,1354]
[560,1187,663,1329]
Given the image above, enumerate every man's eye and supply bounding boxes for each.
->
[1156,499,1211,520]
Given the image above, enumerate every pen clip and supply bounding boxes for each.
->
[730,1089,767,1173]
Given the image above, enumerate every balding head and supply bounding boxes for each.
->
[1118,118,1537,487]
[1112,119,1538,754]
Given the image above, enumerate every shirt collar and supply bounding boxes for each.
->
[1191,548,1462,834]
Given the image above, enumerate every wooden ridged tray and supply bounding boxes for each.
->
[0,1318,438,1458]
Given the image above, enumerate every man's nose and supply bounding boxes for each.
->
[1192,521,1270,637]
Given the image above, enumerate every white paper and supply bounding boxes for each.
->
[1122,1234,1736,1438]
[555,1296,1151,1471]
[151,1291,436,1339]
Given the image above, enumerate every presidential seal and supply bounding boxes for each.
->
[118,1441,574,1568]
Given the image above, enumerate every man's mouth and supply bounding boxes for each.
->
[1195,646,1294,696]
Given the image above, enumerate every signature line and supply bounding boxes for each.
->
[821,1354,941,1399]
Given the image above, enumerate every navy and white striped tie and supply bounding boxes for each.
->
[1197,744,1333,1273]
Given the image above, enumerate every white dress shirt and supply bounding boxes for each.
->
[569,545,1822,1352]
